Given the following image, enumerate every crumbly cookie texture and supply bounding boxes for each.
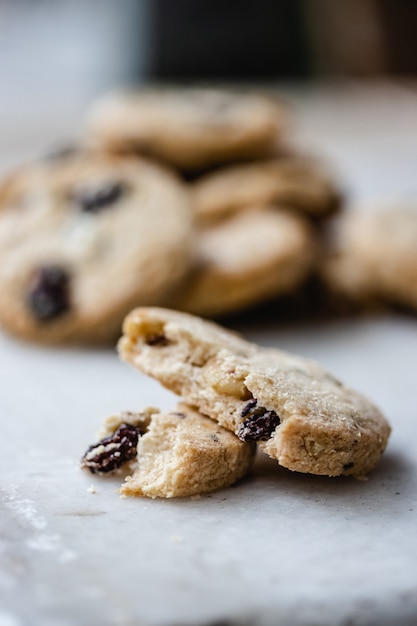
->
[0,151,193,344]
[172,206,316,316]
[321,207,417,311]
[81,405,255,498]
[119,308,390,479]
[87,88,285,170]
[192,157,342,223]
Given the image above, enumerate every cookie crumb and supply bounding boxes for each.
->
[169,534,184,544]
[190,494,201,501]
[87,485,97,494]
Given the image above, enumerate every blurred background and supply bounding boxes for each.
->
[0,0,416,193]
[1,0,416,114]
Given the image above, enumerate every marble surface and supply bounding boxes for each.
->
[1,83,417,626]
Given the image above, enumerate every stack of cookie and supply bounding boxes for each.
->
[88,87,342,319]
[0,87,342,345]
[82,308,391,498]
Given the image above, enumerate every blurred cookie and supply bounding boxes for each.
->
[192,157,341,223]
[173,206,316,317]
[320,206,417,310]
[81,404,255,498]
[0,152,193,344]
[87,88,285,171]
[119,308,391,479]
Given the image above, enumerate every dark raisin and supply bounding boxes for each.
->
[237,399,281,442]
[145,333,170,347]
[27,266,70,322]
[241,398,257,417]
[343,462,354,470]
[72,181,127,213]
[81,423,141,474]
[171,412,186,419]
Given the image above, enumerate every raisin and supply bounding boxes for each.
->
[72,181,126,213]
[237,399,280,441]
[27,266,70,322]
[145,333,170,347]
[81,423,141,474]
[343,462,354,470]
[241,398,257,417]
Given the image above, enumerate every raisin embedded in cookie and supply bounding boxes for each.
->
[0,152,193,344]
[119,308,391,479]
[81,405,255,498]
[172,206,316,317]
[192,157,342,223]
[87,88,285,170]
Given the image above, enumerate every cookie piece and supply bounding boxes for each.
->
[87,88,285,171]
[173,206,316,317]
[81,405,255,498]
[322,206,417,311]
[0,152,193,343]
[119,308,390,479]
[192,157,341,223]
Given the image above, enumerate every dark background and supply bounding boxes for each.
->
[148,0,417,80]
[0,0,416,127]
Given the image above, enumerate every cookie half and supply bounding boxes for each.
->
[81,405,255,498]
[192,157,341,223]
[173,206,316,316]
[0,152,193,343]
[119,308,390,479]
[87,88,285,170]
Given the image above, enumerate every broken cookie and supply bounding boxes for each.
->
[119,307,391,479]
[81,405,255,498]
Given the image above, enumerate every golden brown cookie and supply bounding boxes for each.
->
[192,157,341,223]
[119,308,390,479]
[0,151,193,344]
[173,206,316,317]
[321,206,417,311]
[81,405,255,498]
[87,88,285,170]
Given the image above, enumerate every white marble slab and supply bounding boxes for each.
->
[1,84,417,626]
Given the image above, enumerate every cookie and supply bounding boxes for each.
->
[192,157,341,223]
[172,206,316,317]
[322,206,417,311]
[119,308,390,479]
[87,88,285,171]
[81,405,255,498]
[0,152,193,344]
